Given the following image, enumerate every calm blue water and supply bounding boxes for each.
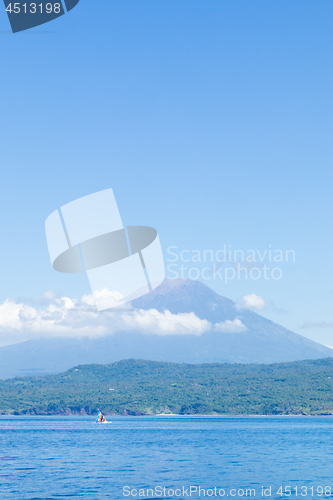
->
[0,416,332,499]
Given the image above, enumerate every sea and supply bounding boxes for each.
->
[0,416,332,500]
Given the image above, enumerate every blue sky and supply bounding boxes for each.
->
[0,0,332,345]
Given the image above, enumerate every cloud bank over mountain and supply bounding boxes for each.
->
[0,289,246,346]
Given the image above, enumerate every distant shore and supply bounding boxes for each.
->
[1,358,333,416]
[1,412,333,417]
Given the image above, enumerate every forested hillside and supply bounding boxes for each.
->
[1,358,333,416]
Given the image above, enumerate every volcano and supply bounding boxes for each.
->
[0,279,331,379]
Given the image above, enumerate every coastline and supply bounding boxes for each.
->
[1,410,333,417]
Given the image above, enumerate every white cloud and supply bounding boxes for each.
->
[0,292,251,346]
[120,309,211,336]
[214,319,247,333]
[0,292,214,346]
[236,294,265,311]
[82,288,123,310]
[0,299,37,329]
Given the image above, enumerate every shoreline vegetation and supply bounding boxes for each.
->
[0,358,333,416]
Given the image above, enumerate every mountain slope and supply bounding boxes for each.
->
[0,279,331,379]
[132,278,332,360]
